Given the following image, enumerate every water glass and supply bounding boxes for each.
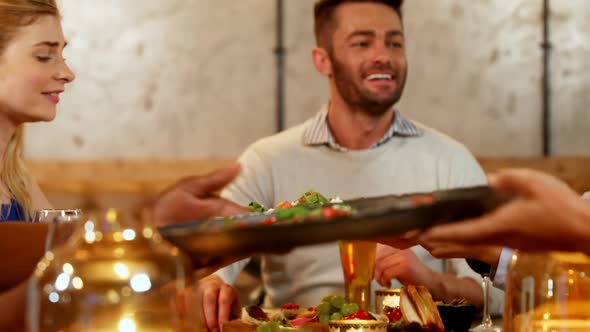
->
[33,209,82,252]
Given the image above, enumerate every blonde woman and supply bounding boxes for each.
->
[0,0,74,328]
[0,0,74,222]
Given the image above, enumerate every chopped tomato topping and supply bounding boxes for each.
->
[412,195,437,205]
[280,303,300,310]
[321,207,338,219]
[343,309,372,320]
[260,217,277,225]
[276,201,292,209]
[386,307,403,322]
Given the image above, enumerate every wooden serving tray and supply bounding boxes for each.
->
[159,186,509,264]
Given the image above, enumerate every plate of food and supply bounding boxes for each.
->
[384,285,445,332]
[158,186,508,262]
[223,287,447,332]
[223,295,374,332]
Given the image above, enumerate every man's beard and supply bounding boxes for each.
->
[330,55,406,117]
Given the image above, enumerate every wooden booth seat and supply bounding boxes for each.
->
[26,158,590,212]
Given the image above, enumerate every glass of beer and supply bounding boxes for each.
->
[339,240,377,310]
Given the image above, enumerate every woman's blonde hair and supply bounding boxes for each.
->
[0,0,59,219]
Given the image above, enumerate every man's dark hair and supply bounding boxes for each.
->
[314,0,404,48]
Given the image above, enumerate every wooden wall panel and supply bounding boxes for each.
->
[26,158,590,211]
[478,157,590,193]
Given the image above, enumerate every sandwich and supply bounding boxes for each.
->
[386,285,444,332]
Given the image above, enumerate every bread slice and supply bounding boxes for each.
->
[399,286,445,330]
[400,287,422,323]
[415,286,444,330]
[408,286,436,324]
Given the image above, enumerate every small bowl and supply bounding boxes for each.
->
[328,320,388,332]
[374,289,401,314]
[436,304,477,332]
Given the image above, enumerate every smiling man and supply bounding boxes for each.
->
[197,1,504,330]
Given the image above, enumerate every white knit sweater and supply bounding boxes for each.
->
[216,115,504,313]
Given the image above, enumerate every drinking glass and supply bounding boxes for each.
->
[467,259,502,332]
[32,209,82,252]
[339,240,377,310]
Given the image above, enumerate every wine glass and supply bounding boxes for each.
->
[33,209,82,252]
[466,259,502,332]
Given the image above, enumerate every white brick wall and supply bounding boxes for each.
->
[23,0,590,159]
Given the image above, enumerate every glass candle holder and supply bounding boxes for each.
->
[27,208,203,332]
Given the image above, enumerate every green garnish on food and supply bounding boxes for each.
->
[246,191,352,225]
[298,190,329,206]
[255,321,281,332]
[248,201,266,213]
[255,320,294,332]
[275,208,296,220]
[315,295,362,322]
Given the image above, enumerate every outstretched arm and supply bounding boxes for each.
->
[418,169,590,253]
[153,164,248,226]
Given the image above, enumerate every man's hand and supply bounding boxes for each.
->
[197,275,241,332]
[373,244,485,305]
[153,164,248,226]
[373,244,436,289]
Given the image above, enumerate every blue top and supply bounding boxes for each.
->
[490,247,513,291]
[0,198,27,222]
